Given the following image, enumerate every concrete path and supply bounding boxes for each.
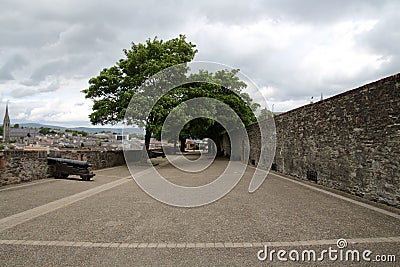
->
[0,157,399,266]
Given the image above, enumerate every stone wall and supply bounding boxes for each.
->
[0,150,48,186]
[247,73,400,208]
[53,150,126,170]
[0,150,129,186]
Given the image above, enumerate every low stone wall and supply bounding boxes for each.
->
[0,150,48,186]
[245,73,400,208]
[0,150,130,187]
[55,150,126,170]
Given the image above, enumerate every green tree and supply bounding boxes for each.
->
[83,35,260,154]
[156,69,259,152]
[129,133,145,140]
[83,35,197,149]
[39,127,50,135]
[13,124,19,128]
[258,108,274,120]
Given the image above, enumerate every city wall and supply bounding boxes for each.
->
[1,74,399,208]
[0,150,47,186]
[246,73,400,208]
[0,150,131,186]
[52,150,126,170]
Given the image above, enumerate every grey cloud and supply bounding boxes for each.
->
[29,59,66,84]
[10,80,60,98]
[0,54,28,81]
[28,54,96,84]
[191,1,400,102]
[0,69,13,81]
[1,0,399,125]
[260,0,389,24]
[39,80,60,93]
[10,88,36,98]
[357,5,400,54]
[0,2,64,49]
[184,0,390,25]
[354,4,400,76]
[45,23,118,55]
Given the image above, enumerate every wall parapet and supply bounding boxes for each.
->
[246,73,400,208]
[0,150,130,187]
[0,150,48,186]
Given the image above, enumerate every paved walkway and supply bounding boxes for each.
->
[0,157,399,266]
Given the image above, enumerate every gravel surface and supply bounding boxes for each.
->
[0,160,398,266]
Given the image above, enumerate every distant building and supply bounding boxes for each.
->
[9,127,38,142]
[23,146,49,152]
[114,134,130,141]
[185,139,207,151]
[2,104,37,143]
[3,104,10,141]
[94,133,111,139]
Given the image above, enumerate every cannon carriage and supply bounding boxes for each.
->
[47,157,95,181]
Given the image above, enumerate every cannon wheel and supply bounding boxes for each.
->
[56,172,69,179]
[80,175,91,181]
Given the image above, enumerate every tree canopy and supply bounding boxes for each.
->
[155,69,259,147]
[83,35,197,126]
[83,35,260,152]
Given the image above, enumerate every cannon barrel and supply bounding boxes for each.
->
[47,157,95,181]
[148,150,166,158]
[47,157,92,168]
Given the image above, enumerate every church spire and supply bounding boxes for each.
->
[5,103,9,119]
[3,103,10,142]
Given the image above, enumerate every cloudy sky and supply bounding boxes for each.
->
[0,0,399,127]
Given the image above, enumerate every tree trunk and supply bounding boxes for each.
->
[213,136,222,157]
[216,140,222,156]
[144,129,151,151]
[207,138,214,154]
[180,138,186,152]
[173,141,177,154]
[141,129,152,162]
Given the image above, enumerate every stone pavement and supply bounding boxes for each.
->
[0,156,399,266]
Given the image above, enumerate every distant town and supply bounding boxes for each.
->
[0,104,207,152]
[0,104,146,152]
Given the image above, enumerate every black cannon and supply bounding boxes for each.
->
[306,170,317,182]
[47,157,95,181]
[148,150,166,158]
